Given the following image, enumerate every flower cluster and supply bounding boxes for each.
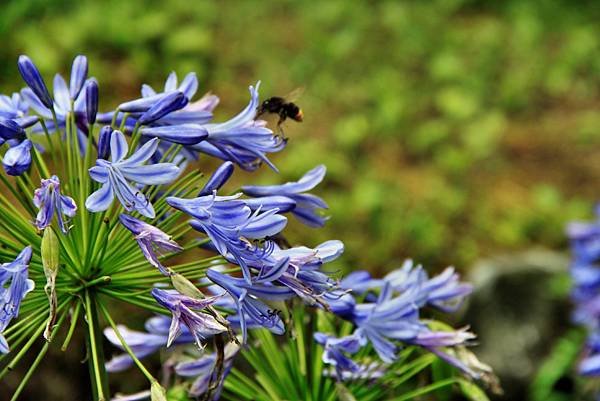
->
[0,54,486,401]
[315,260,479,380]
[568,208,600,376]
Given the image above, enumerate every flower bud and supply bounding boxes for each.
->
[41,228,60,277]
[3,139,32,176]
[138,91,188,125]
[97,126,113,159]
[150,380,168,401]
[170,272,203,299]
[199,161,234,196]
[140,124,208,145]
[17,55,53,109]
[0,118,25,140]
[69,55,88,100]
[85,79,99,124]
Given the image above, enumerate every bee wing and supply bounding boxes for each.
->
[283,87,305,102]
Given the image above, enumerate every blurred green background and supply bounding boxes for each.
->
[1,0,599,272]
[1,0,599,399]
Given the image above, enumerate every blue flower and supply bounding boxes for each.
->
[151,288,227,347]
[33,175,77,233]
[190,83,286,171]
[84,78,99,125]
[314,332,362,379]
[174,343,239,398]
[198,161,235,196]
[383,260,472,312]
[352,284,427,363]
[101,71,213,130]
[19,55,93,153]
[17,55,53,108]
[138,71,214,126]
[97,125,113,160]
[69,55,88,100]
[119,214,182,275]
[2,139,32,176]
[85,130,180,218]
[0,246,34,354]
[242,164,329,227]
[137,91,188,126]
[166,192,287,282]
[206,268,285,342]
[0,93,38,137]
[104,315,196,372]
[104,324,170,372]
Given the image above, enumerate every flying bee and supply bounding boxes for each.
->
[256,87,304,136]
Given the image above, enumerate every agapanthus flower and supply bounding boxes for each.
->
[0,93,38,133]
[206,268,285,342]
[111,71,212,127]
[0,55,489,400]
[319,262,477,378]
[189,83,286,171]
[166,192,287,282]
[567,208,600,378]
[33,175,77,233]
[0,246,34,354]
[17,55,53,108]
[314,332,362,379]
[198,161,234,196]
[105,315,196,372]
[174,342,239,398]
[19,55,92,146]
[119,214,182,275]
[151,288,227,347]
[86,131,180,218]
[242,164,329,227]
[2,139,32,176]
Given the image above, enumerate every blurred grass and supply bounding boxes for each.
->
[1,0,599,274]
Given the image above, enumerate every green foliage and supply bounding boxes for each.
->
[222,307,488,401]
[530,329,586,401]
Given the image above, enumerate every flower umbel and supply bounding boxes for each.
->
[0,54,488,401]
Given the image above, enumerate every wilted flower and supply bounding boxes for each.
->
[33,175,77,233]
[119,214,182,275]
[151,288,227,347]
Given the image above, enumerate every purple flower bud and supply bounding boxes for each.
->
[17,56,53,109]
[198,162,234,196]
[69,55,88,100]
[138,91,188,125]
[3,140,32,176]
[140,124,208,145]
[97,126,112,159]
[85,79,99,124]
[0,118,25,140]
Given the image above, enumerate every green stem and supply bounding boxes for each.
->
[61,300,82,351]
[84,290,109,401]
[98,300,156,382]
[8,310,68,401]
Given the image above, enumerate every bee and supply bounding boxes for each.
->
[256,88,304,136]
